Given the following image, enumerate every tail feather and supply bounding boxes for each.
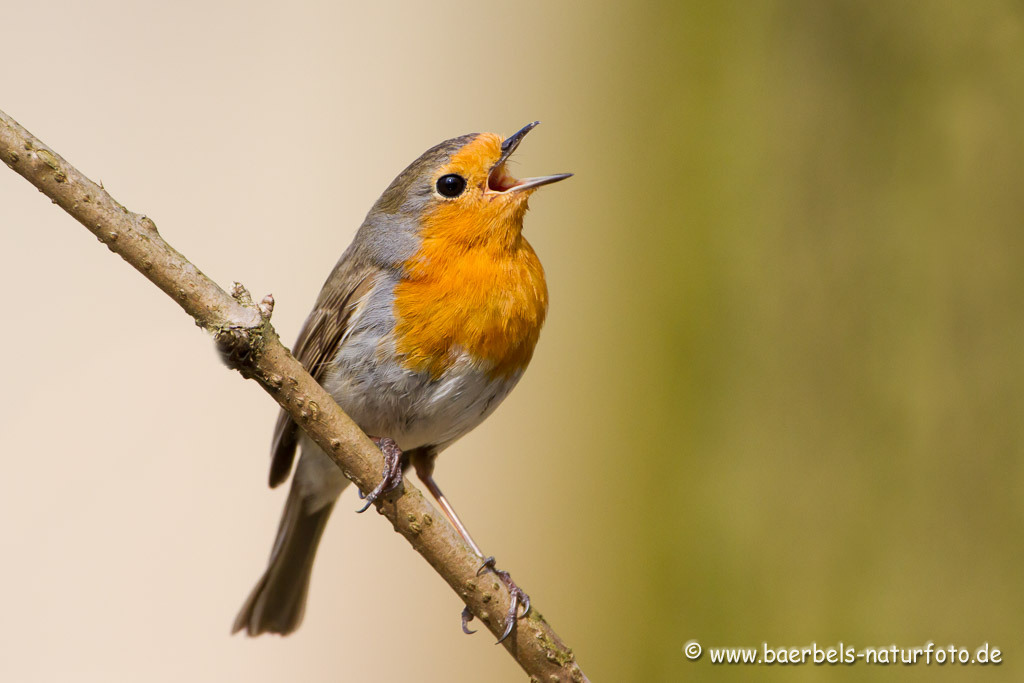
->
[233,483,335,636]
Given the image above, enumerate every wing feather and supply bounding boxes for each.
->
[268,258,380,487]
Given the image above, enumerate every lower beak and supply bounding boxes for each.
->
[507,173,574,193]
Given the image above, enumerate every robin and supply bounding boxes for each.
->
[233,122,571,641]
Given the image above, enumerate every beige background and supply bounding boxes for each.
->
[2,1,1023,681]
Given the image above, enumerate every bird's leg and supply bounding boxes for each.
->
[410,449,530,643]
[411,450,484,556]
[356,437,404,513]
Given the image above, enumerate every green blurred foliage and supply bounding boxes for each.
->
[574,1,1024,680]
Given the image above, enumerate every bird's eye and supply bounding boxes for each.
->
[436,173,467,198]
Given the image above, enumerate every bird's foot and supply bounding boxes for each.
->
[356,437,403,513]
[471,556,530,643]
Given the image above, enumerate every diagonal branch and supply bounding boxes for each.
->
[0,108,587,683]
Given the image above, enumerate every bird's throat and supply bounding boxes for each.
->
[393,233,548,381]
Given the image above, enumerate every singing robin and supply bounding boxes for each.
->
[233,122,571,640]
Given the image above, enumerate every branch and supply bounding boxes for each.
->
[0,108,588,682]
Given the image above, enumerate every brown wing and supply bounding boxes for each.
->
[268,258,379,487]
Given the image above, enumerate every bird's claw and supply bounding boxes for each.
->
[474,556,530,643]
[461,606,477,634]
[356,437,403,513]
[476,556,496,576]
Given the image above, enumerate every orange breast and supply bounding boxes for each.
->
[393,229,548,381]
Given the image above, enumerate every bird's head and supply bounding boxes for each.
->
[369,122,571,253]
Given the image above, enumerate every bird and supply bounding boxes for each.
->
[233,122,571,641]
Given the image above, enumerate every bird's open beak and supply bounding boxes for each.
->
[488,121,573,194]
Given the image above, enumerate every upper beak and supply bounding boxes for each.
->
[489,121,573,194]
[498,121,540,164]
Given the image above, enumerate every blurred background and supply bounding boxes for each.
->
[2,1,1022,681]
